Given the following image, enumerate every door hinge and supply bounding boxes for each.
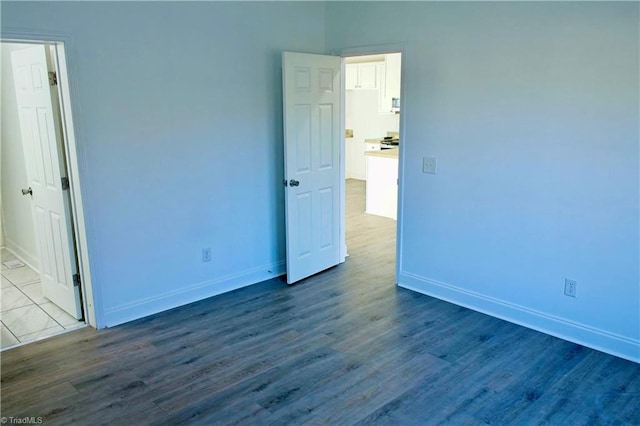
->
[48,71,58,87]
[73,273,81,287]
[61,176,70,190]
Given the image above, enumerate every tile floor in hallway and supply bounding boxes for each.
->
[1,248,85,350]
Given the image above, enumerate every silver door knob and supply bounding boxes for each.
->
[289,179,300,187]
[21,187,33,196]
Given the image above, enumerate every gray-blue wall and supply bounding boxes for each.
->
[325,1,639,361]
[2,1,326,325]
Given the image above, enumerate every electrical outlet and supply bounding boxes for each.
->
[564,278,577,297]
[423,157,437,174]
[202,248,212,263]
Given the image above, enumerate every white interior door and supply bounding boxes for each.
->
[11,45,83,319]
[282,52,343,284]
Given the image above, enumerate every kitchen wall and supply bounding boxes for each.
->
[326,2,639,362]
[1,43,39,269]
[1,1,326,326]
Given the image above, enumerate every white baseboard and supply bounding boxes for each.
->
[398,271,640,364]
[103,261,286,327]
[3,239,39,272]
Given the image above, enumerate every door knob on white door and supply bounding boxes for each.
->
[289,179,300,187]
[21,187,33,196]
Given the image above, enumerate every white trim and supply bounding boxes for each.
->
[103,261,286,327]
[395,50,408,282]
[399,271,640,364]
[3,242,38,274]
[333,43,407,283]
[1,30,99,328]
[51,42,98,328]
[339,57,347,262]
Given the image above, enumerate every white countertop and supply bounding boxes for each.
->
[364,148,399,159]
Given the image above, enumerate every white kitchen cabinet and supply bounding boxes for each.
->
[365,150,398,220]
[376,63,387,114]
[385,53,402,100]
[345,64,359,90]
[380,53,401,113]
[346,62,382,90]
[346,138,366,180]
[346,59,399,114]
[358,63,378,88]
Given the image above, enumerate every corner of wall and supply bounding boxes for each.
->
[398,272,640,364]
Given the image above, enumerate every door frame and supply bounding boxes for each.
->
[2,32,98,328]
[331,43,407,282]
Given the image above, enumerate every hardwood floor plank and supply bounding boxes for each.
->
[1,179,639,425]
[149,332,337,413]
[268,331,452,425]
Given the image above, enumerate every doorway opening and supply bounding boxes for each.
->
[1,39,93,349]
[342,52,402,276]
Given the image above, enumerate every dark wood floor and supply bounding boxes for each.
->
[2,179,639,425]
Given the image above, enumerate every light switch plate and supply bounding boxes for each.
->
[423,157,437,174]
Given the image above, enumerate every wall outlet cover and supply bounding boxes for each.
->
[564,278,577,297]
[423,157,437,174]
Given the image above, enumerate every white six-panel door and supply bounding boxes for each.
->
[11,45,83,319]
[282,52,342,284]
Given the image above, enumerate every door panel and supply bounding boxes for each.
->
[296,192,313,257]
[318,104,334,169]
[319,187,334,249]
[11,45,83,319]
[294,104,312,173]
[283,52,342,284]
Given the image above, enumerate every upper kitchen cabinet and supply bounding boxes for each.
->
[381,53,402,113]
[346,62,382,90]
[385,53,401,101]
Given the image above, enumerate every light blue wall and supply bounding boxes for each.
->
[3,1,638,362]
[326,2,639,361]
[2,1,326,326]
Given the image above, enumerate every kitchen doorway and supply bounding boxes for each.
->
[343,51,402,277]
[1,39,95,349]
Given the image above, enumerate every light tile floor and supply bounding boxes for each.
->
[1,248,85,350]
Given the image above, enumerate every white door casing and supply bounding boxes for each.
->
[11,45,83,319]
[282,52,342,284]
